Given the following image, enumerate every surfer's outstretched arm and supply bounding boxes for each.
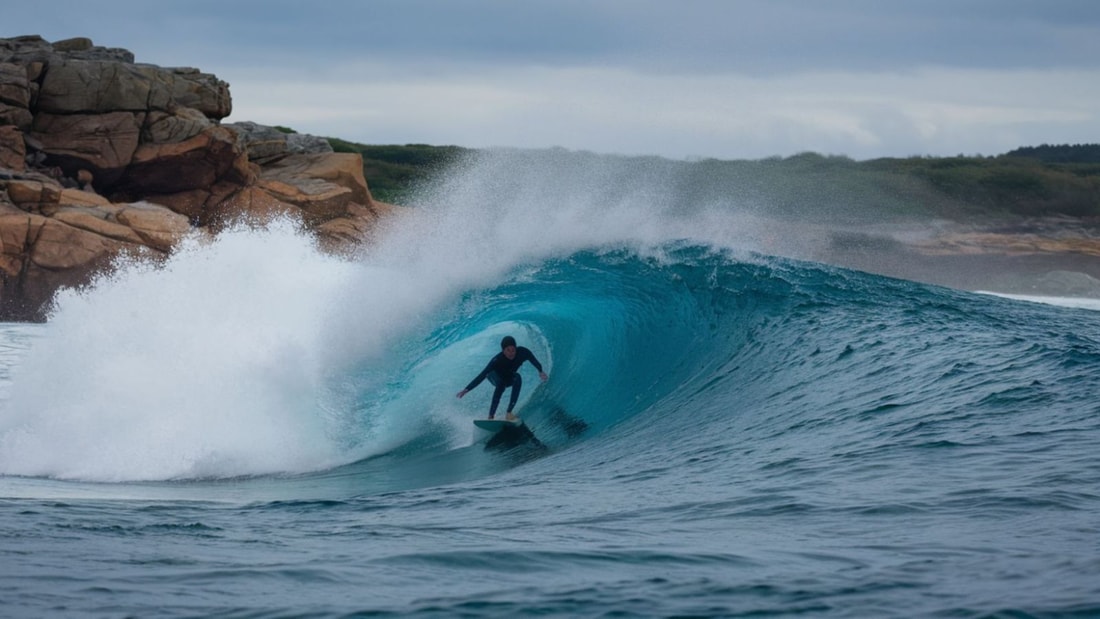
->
[520,347,549,382]
[457,361,493,398]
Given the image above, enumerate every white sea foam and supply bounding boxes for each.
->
[0,220,358,480]
[976,291,1100,311]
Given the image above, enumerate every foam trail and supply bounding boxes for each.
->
[977,291,1100,311]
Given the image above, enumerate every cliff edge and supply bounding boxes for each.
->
[0,35,393,321]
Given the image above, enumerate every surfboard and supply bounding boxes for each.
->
[473,418,521,431]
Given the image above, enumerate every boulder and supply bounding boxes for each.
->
[0,37,63,74]
[227,121,288,161]
[204,185,303,229]
[0,62,33,128]
[0,211,48,294]
[114,201,192,251]
[58,187,111,208]
[0,36,394,321]
[49,37,94,53]
[119,125,249,195]
[143,106,213,144]
[141,187,215,223]
[51,206,147,246]
[0,62,31,108]
[0,174,192,319]
[0,102,33,130]
[37,58,230,119]
[0,211,141,320]
[259,152,373,220]
[30,111,141,184]
[287,132,334,155]
[38,197,191,253]
[36,58,149,114]
[0,125,24,170]
[225,122,336,160]
[4,177,62,210]
[157,67,232,119]
[315,202,395,253]
[258,176,354,223]
[49,37,134,63]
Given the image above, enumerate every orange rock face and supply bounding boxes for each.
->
[0,35,390,321]
[0,125,24,170]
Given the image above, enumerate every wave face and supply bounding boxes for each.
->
[1,149,1099,616]
[0,149,783,482]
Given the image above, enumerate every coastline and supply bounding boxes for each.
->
[821,218,1100,298]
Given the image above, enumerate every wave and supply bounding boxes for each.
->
[1,149,1098,488]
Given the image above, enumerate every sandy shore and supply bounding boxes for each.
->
[819,217,1100,298]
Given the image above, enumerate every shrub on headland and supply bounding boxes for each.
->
[1004,143,1100,164]
[324,139,469,203]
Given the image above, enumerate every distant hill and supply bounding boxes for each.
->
[324,137,1100,221]
[1002,143,1100,164]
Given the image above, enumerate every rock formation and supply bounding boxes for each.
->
[0,35,393,321]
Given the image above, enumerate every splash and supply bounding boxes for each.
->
[0,149,775,482]
[0,220,358,480]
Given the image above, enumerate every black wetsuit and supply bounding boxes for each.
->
[464,346,544,418]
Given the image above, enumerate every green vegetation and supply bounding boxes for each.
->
[325,138,471,203]
[656,146,1100,223]
[1004,143,1100,164]
[858,151,1100,220]
[326,138,1100,221]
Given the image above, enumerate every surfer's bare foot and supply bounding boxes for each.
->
[505,412,517,421]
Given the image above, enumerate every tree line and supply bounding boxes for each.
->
[322,136,1100,221]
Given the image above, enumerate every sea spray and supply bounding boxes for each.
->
[0,150,765,481]
[363,148,783,275]
[0,220,368,481]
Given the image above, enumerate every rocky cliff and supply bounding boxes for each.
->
[0,35,393,321]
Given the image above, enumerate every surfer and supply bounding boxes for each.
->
[457,335,548,420]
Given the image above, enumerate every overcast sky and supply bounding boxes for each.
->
[5,0,1100,160]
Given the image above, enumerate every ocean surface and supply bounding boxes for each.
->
[1,150,1099,617]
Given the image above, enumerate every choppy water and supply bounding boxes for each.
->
[2,150,1099,617]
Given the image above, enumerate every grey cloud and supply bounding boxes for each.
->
[7,0,1098,75]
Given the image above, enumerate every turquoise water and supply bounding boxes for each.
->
[1,151,1099,617]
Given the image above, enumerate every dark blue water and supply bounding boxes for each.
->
[2,241,1099,617]
[3,146,1100,617]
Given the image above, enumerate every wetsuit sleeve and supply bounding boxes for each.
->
[521,347,544,373]
[465,360,494,391]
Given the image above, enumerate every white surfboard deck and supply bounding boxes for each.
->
[473,418,521,431]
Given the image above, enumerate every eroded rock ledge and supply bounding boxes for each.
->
[0,35,395,321]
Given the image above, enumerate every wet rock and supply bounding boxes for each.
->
[0,34,389,321]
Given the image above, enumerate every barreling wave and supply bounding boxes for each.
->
[1,148,1098,491]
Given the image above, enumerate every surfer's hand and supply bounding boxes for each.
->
[539,372,548,382]
[456,389,468,399]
